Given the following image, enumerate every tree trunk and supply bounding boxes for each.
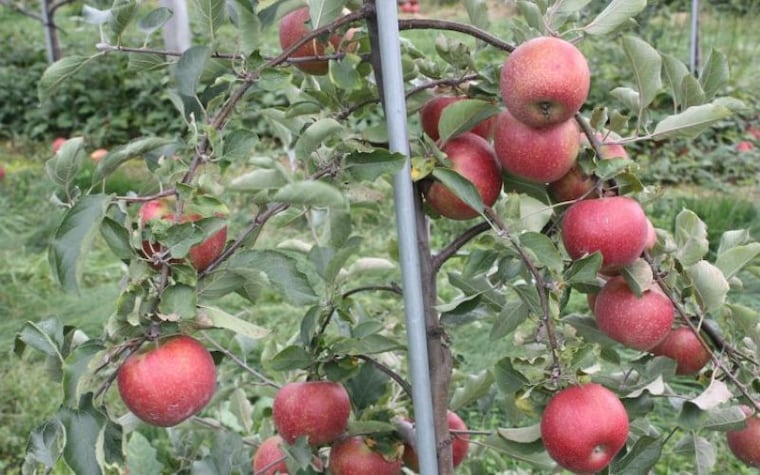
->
[40,0,61,62]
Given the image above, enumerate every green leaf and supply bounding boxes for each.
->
[679,404,747,432]
[450,370,494,411]
[229,169,288,192]
[58,395,113,475]
[584,0,646,35]
[565,252,603,292]
[258,0,304,28]
[100,216,133,260]
[49,194,112,293]
[464,0,490,30]
[345,362,387,412]
[700,49,729,100]
[438,99,499,143]
[344,150,406,181]
[109,0,137,38]
[128,53,167,72]
[38,55,100,102]
[82,5,111,24]
[46,137,86,189]
[137,7,172,35]
[681,74,707,109]
[93,137,174,182]
[612,436,662,475]
[294,118,344,158]
[175,45,211,97]
[23,419,65,471]
[620,258,653,298]
[652,101,734,139]
[519,232,562,273]
[519,194,554,232]
[62,341,104,409]
[268,345,313,371]
[673,434,716,475]
[247,250,319,305]
[484,434,555,469]
[272,180,346,208]
[199,305,270,340]
[194,0,226,40]
[546,0,591,30]
[329,53,362,91]
[223,129,259,160]
[332,334,403,355]
[687,260,729,313]
[563,314,619,347]
[661,53,691,110]
[517,1,542,30]
[621,36,662,110]
[497,423,541,443]
[126,432,164,475]
[14,317,65,359]
[716,243,760,280]
[490,301,529,340]
[674,209,709,266]
[309,0,345,28]
[492,357,529,394]
[230,0,263,55]
[431,167,485,217]
[157,284,197,321]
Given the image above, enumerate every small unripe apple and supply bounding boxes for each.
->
[541,383,629,474]
[423,132,502,220]
[402,410,469,471]
[139,198,228,272]
[279,7,345,75]
[117,335,217,427]
[561,196,649,273]
[329,436,403,475]
[419,95,495,141]
[650,326,711,375]
[500,36,590,128]
[273,381,351,446]
[727,406,760,467]
[594,276,675,351]
[493,110,580,183]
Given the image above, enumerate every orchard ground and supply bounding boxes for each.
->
[1,0,760,473]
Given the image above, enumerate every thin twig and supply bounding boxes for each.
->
[356,354,413,397]
[431,221,490,273]
[398,18,514,52]
[202,332,281,389]
[342,283,403,299]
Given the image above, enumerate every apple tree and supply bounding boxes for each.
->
[17,0,760,473]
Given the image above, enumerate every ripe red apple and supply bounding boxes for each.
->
[329,436,403,475]
[561,196,649,273]
[52,137,67,153]
[402,410,469,472]
[650,327,711,375]
[493,110,580,183]
[541,383,629,474]
[0,166,5,181]
[548,133,628,203]
[399,2,415,13]
[117,335,217,427]
[423,132,502,220]
[419,95,495,141]
[273,380,351,446]
[594,276,675,351]
[737,140,755,152]
[279,7,346,75]
[252,435,290,475]
[644,219,657,251]
[727,406,760,467]
[90,148,108,162]
[139,198,228,272]
[500,36,590,128]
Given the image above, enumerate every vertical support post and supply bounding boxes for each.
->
[39,0,58,63]
[689,0,700,75]
[374,2,439,475]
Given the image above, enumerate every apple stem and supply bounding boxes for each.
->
[484,207,563,384]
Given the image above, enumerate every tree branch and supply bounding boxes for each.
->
[432,221,490,274]
[398,18,514,52]
[202,332,280,389]
[356,354,413,397]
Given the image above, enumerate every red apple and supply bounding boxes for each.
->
[0,166,5,181]
[594,276,675,351]
[402,410,469,471]
[252,435,290,475]
[400,2,415,13]
[117,335,217,427]
[644,219,657,251]
[650,327,711,375]
[493,110,580,183]
[52,137,67,153]
[139,198,228,272]
[561,196,649,273]
[748,126,760,140]
[541,383,629,474]
[419,96,495,141]
[548,132,628,203]
[737,140,755,152]
[727,406,760,467]
[329,436,403,475]
[90,148,108,162]
[500,36,590,128]
[273,381,351,446]
[423,132,502,220]
[279,7,345,75]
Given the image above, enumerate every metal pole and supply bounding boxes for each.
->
[374,2,439,475]
[689,0,700,75]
